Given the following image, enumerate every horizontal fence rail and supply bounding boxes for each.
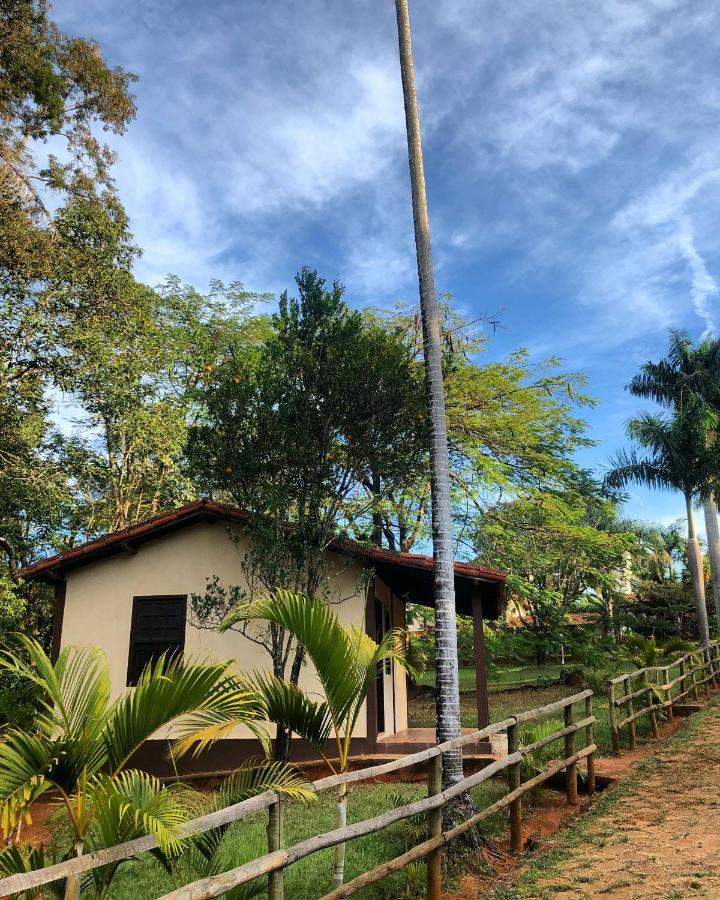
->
[607,642,720,754]
[159,689,596,900]
[0,690,596,900]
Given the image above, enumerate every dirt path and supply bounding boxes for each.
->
[495,699,720,899]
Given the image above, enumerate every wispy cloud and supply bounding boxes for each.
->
[52,0,720,523]
[677,216,720,336]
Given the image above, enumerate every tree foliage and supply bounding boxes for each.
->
[476,474,635,661]
[187,269,424,760]
[357,306,593,552]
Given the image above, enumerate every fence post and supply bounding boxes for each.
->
[679,657,687,702]
[426,752,442,900]
[267,799,284,900]
[626,676,637,750]
[507,718,523,853]
[698,650,705,695]
[704,647,715,693]
[691,655,700,701]
[662,667,673,721]
[585,694,595,796]
[643,670,659,739]
[564,702,578,805]
[608,681,620,756]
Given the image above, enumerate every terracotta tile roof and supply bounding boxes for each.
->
[334,540,506,584]
[18,499,507,589]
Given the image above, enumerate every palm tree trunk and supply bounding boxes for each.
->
[686,492,710,646]
[64,840,84,900]
[394,0,463,789]
[332,782,348,887]
[703,495,720,631]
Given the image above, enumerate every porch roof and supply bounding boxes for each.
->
[18,499,505,619]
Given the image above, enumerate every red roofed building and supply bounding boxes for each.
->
[20,500,506,772]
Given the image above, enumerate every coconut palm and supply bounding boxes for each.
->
[393,0,464,791]
[222,588,413,888]
[0,636,273,899]
[628,330,720,627]
[605,404,712,645]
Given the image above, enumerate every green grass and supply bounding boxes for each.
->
[412,659,696,757]
[415,663,567,693]
[108,780,509,899]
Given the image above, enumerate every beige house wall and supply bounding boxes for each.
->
[60,520,370,740]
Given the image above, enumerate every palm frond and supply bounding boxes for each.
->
[0,638,110,747]
[87,770,190,856]
[603,450,675,492]
[169,674,270,760]
[103,654,246,773]
[214,757,315,808]
[0,732,58,838]
[222,590,362,721]
[245,673,334,757]
[0,844,66,898]
[180,760,312,899]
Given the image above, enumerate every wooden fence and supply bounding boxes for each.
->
[0,689,595,900]
[607,642,720,755]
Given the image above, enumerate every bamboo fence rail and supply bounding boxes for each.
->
[607,641,720,755]
[0,690,596,900]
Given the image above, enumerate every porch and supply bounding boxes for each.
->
[376,727,508,757]
[360,549,507,755]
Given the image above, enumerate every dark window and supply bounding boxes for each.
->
[127,595,187,685]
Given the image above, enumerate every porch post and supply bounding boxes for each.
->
[472,589,490,728]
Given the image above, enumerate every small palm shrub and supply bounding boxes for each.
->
[0,637,312,898]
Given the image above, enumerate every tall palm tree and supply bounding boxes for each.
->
[0,637,272,899]
[605,405,711,645]
[222,589,413,888]
[628,330,720,629]
[393,0,464,790]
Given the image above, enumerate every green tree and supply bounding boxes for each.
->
[188,268,420,760]
[61,277,270,535]
[605,404,712,645]
[359,307,592,554]
[1,0,139,631]
[476,476,635,661]
[626,330,720,627]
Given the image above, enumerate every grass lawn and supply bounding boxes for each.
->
[108,780,509,899]
[409,660,683,757]
[416,663,566,693]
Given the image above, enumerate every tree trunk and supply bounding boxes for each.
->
[394,0,463,789]
[703,495,720,631]
[64,840,84,900]
[686,492,710,647]
[332,782,348,887]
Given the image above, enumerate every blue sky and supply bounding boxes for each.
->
[54,0,720,531]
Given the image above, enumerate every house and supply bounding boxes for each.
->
[20,499,506,773]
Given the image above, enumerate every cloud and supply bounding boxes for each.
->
[677,217,720,336]
[54,0,720,345]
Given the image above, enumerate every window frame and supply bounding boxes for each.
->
[126,594,187,686]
